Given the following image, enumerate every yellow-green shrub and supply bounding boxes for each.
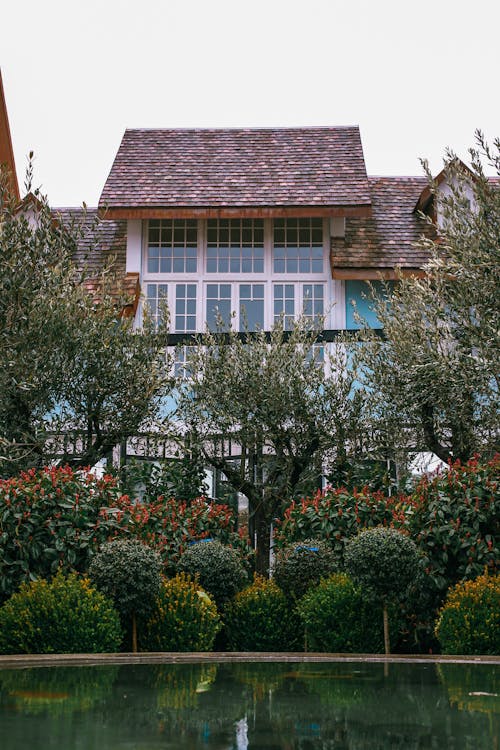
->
[435,572,500,655]
[140,574,220,652]
[225,575,303,651]
[297,573,400,653]
[0,571,122,654]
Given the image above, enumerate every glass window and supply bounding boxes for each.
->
[146,283,168,326]
[239,283,265,331]
[147,219,197,274]
[206,283,232,331]
[273,284,295,329]
[175,284,197,332]
[207,219,264,273]
[273,218,324,273]
[303,283,324,322]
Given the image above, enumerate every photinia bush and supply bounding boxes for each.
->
[408,455,499,597]
[110,494,251,573]
[275,486,408,566]
[0,466,123,601]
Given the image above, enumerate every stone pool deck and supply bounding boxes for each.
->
[1,652,499,669]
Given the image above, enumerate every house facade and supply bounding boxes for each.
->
[97,127,434,338]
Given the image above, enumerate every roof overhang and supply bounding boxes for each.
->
[99,204,372,220]
[331,267,426,280]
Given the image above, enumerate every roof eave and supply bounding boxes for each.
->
[98,204,372,220]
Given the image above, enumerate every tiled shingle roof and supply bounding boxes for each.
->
[54,208,127,276]
[54,208,137,314]
[99,127,371,212]
[331,177,435,273]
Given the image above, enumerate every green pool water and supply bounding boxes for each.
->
[0,660,498,748]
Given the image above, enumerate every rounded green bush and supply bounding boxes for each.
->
[297,573,396,653]
[141,573,220,652]
[88,539,162,621]
[435,572,500,655]
[225,575,303,651]
[0,571,122,654]
[273,537,339,600]
[177,540,248,609]
[344,527,420,603]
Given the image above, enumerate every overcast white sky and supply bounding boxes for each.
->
[2,0,499,206]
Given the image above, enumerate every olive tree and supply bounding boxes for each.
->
[0,162,171,475]
[174,317,370,576]
[354,133,499,464]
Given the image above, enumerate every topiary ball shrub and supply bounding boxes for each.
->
[140,573,221,652]
[297,573,397,653]
[0,571,122,654]
[273,537,339,601]
[177,540,248,610]
[435,572,500,655]
[225,575,303,651]
[344,527,421,654]
[88,539,162,651]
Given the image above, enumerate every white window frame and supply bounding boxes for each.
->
[141,218,336,332]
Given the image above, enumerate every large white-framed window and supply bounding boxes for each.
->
[142,217,333,332]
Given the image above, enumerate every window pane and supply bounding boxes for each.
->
[205,219,264,273]
[147,219,197,273]
[240,284,264,331]
[273,218,324,273]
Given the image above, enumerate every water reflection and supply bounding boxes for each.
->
[0,661,498,749]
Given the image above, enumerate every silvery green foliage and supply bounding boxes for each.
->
[174,317,370,575]
[353,132,499,463]
[0,161,171,475]
[88,539,162,619]
[344,527,420,603]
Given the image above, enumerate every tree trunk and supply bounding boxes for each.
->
[383,603,390,656]
[132,612,138,653]
[254,508,271,577]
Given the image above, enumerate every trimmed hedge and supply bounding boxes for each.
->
[141,574,220,652]
[177,540,248,609]
[435,572,500,655]
[297,573,399,653]
[0,571,122,654]
[225,575,302,651]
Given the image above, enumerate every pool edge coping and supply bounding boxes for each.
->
[1,652,499,669]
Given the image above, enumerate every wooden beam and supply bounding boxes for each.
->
[98,204,372,220]
[331,267,426,280]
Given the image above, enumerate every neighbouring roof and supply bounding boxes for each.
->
[0,69,19,201]
[54,208,137,315]
[331,177,435,276]
[99,126,372,218]
[54,208,127,276]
